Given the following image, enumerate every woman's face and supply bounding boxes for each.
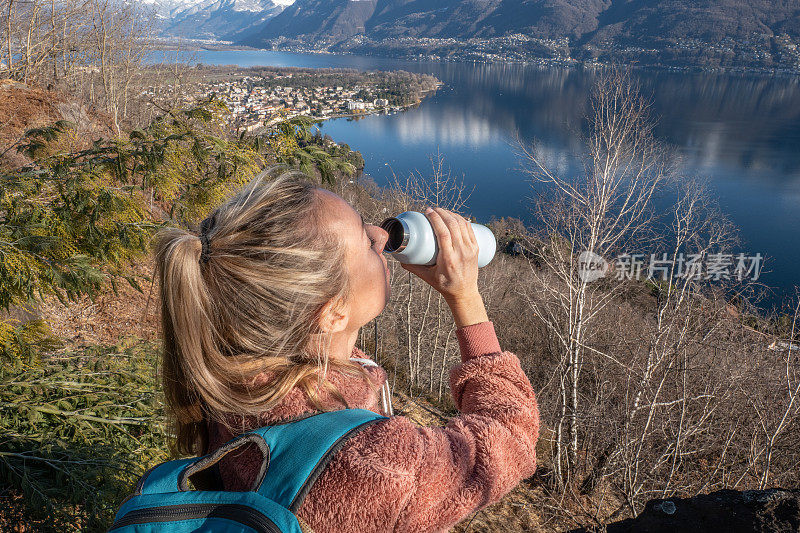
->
[315,189,391,332]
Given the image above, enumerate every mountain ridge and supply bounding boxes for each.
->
[238,0,800,45]
[154,0,800,70]
[149,0,291,40]
[271,1,799,68]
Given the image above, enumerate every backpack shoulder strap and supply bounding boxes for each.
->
[134,457,198,495]
[250,408,386,512]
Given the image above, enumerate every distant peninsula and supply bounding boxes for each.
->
[141,64,441,133]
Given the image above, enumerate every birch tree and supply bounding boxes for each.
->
[517,68,672,487]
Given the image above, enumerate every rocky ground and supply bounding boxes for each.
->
[0,79,115,169]
[573,489,800,533]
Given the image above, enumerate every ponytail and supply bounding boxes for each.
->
[155,229,215,455]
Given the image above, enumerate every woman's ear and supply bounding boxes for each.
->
[317,295,350,334]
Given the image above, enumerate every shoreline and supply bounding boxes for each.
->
[149,43,800,79]
[142,52,800,309]
[153,65,444,134]
[256,86,439,132]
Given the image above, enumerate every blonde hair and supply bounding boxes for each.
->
[155,166,372,455]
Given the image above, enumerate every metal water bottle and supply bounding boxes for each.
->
[380,211,496,267]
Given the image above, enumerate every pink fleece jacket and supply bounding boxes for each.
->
[205,321,539,532]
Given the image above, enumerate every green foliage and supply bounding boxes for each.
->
[0,163,150,312]
[0,96,265,362]
[264,116,363,186]
[0,340,168,531]
[0,94,367,361]
[371,70,438,106]
[0,317,62,365]
[0,97,268,529]
[134,98,264,223]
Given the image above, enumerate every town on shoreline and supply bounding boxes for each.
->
[141,64,442,133]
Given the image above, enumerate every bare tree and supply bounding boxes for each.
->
[0,0,154,133]
[517,68,672,487]
[750,297,800,489]
[88,0,152,133]
[510,69,800,526]
[4,0,13,73]
[608,180,738,511]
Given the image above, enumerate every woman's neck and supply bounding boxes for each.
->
[311,327,360,362]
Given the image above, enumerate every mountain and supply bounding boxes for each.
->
[148,0,800,69]
[581,0,800,44]
[364,0,608,40]
[241,0,800,44]
[234,0,800,69]
[235,0,378,45]
[148,0,294,40]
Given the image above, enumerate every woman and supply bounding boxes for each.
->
[154,166,539,532]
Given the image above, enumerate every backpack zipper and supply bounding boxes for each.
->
[110,503,283,532]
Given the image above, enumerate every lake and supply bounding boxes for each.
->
[149,50,800,310]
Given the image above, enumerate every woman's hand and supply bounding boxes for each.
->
[400,207,488,328]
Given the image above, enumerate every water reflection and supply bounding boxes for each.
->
[352,103,500,147]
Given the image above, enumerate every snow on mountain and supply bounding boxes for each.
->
[146,0,293,40]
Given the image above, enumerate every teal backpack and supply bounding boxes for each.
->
[110,408,386,532]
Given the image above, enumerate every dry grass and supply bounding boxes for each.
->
[0,79,115,169]
[37,260,160,347]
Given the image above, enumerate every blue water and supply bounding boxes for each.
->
[149,50,800,310]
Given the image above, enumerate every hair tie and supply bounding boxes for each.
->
[199,233,211,264]
[198,214,216,264]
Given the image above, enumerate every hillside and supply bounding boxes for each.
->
[241,0,800,43]
[2,73,799,531]
[0,80,116,169]
[148,0,288,40]
[238,0,376,43]
[232,0,800,69]
[364,0,608,40]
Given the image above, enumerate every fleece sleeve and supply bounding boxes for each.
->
[391,321,540,531]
